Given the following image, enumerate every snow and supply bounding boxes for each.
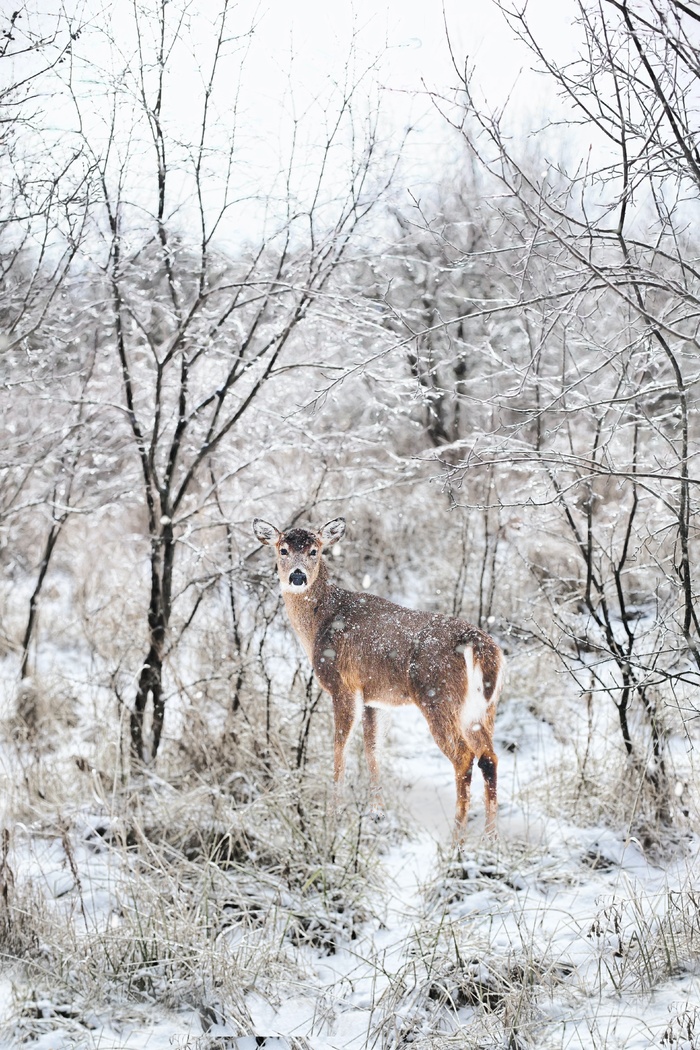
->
[1,652,698,1049]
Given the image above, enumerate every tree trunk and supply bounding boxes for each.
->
[20,519,65,680]
[130,525,174,763]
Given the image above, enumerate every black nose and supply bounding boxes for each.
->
[289,569,307,586]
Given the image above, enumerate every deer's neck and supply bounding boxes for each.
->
[282,559,336,662]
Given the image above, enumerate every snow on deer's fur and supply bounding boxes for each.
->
[253,516,505,839]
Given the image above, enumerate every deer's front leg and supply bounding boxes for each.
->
[362,705,384,820]
[332,690,360,810]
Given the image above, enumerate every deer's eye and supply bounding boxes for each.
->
[280,548,289,556]
[310,549,318,557]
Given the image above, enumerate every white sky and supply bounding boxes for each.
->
[235,0,582,143]
[11,0,585,246]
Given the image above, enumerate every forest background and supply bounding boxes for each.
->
[1,1,699,1047]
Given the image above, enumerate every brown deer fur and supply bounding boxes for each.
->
[253,516,504,838]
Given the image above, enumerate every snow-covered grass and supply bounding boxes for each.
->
[0,620,698,1049]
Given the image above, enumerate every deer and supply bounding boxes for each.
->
[252,516,505,839]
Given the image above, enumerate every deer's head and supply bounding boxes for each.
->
[253,517,345,593]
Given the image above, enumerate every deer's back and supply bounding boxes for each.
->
[312,587,501,708]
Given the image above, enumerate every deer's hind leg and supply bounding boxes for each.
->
[478,748,498,839]
[454,744,476,836]
[450,739,477,842]
[421,709,476,842]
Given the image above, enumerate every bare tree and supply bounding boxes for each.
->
[36,0,400,762]
[401,0,700,797]
[0,5,99,680]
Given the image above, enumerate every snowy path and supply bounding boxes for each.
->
[244,705,524,1048]
[243,706,461,1048]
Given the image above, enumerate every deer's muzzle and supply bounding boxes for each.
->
[289,569,307,587]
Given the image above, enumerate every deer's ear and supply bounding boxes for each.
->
[253,518,281,546]
[318,517,346,547]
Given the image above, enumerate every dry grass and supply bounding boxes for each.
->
[0,739,393,1044]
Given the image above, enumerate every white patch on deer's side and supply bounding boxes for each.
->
[472,723,482,732]
[461,645,487,727]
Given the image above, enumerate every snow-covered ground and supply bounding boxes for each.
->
[1,666,698,1050]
